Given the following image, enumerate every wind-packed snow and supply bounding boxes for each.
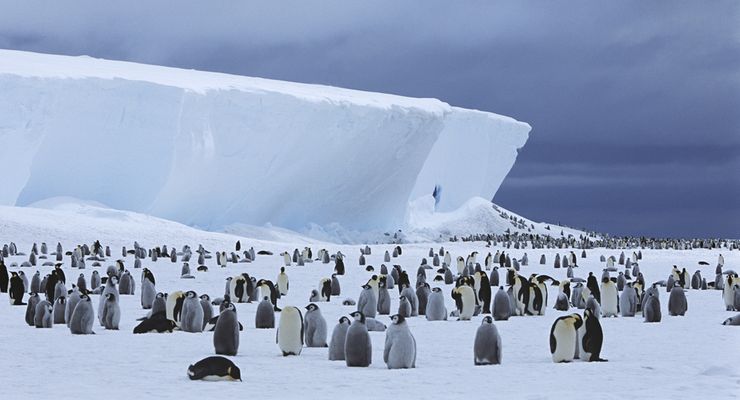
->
[0,205,738,400]
[0,49,530,232]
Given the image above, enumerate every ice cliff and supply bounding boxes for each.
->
[0,49,530,231]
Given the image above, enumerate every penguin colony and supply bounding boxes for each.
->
[0,236,738,383]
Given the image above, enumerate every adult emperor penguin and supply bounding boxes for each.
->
[580,308,607,361]
[600,277,619,317]
[329,317,352,361]
[492,286,512,321]
[229,275,248,303]
[180,291,204,332]
[723,273,738,311]
[69,294,95,334]
[357,284,377,318]
[345,311,372,367]
[586,272,601,303]
[0,260,8,293]
[476,271,492,314]
[452,285,476,320]
[187,356,241,381]
[304,303,328,347]
[277,267,289,296]
[214,303,240,356]
[550,313,583,363]
[319,278,332,302]
[668,286,688,316]
[474,316,502,365]
[256,279,280,311]
[384,314,416,369]
[425,287,447,321]
[377,279,391,315]
[166,291,186,327]
[101,293,121,330]
[255,296,276,329]
[277,306,304,356]
[507,269,528,316]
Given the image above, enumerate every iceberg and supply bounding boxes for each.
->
[0,49,530,231]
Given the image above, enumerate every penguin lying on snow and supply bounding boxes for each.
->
[188,357,241,382]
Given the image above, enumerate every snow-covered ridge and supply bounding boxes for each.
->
[0,49,531,231]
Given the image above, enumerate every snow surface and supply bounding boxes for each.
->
[0,49,530,232]
[0,205,738,400]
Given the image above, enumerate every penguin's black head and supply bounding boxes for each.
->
[280,267,285,273]
[229,365,242,382]
[306,303,318,311]
[80,294,90,301]
[482,316,493,324]
[349,311,365,323]
[432,287,442,293]
[371,275,378,280]
[200,294,210,301]
[391,314,405,325]
[105,293,116,301]
[362,284,371,290]
[225,303,236,312]
[186,291,197,298]
[156,292,165,299]
[225,277,232,282]
[339,316,351,325]
[399,295,407,302]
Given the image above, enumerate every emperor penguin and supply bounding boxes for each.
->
[384,314,417,369]
[397,295,412,318]
[452,285,476,320]
[580,308,607,361]
[141,275,156,309]
[345,311,372,367]
[722,314,740,326]
[329,317,351,361]
[357,284,377,318]
[65,287,81,327]
[200,294,213,330]
[187,356,242,382]
[490,267,500,287]
[229,275,248,303]
[318,278,332,302]
[475,271,492,314]
[30,271,41,293]
[180,291,204,332]
[101,293,121,330]
[98,276,119,325]
[377,279,391,315]
[277,267,289,296]
[256,279,280,311]
[69,294,95,334]
[77,273,88,294]
[277,306,304,356]
[619,284,638,317]
[166,291,186,327]
[34,300,53,328]
[723,274,738,311]
[213,303,240,356]
[643,291,662,323]
[53,296,66,324]
[668,286,688,316]
[492,286,512,321]
[0,260,8,293]
[416,282,431,315]
[474,316,502,365]
[304,303,328,347]
[600,277,619,317]
[119,271,134,295]
[255,296,276,329]
[400,285,419,316]
[550,313,583,363]
[331,274,341,296]
[25,293,41,326]
[425,287,447,321]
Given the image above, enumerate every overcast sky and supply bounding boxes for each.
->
[1,1,738,237]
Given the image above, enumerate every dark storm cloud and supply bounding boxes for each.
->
[1,1,738,237]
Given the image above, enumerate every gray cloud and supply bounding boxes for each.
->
[1,0,738,237]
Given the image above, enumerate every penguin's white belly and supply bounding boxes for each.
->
[552,323,577,362]
[601,285,619,316]
[278,319,303,353]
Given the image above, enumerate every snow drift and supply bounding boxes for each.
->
[0,49,530,231]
